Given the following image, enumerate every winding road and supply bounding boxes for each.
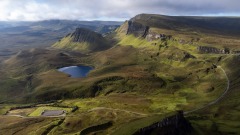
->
[184,66,230,114]
[0,66,231,118]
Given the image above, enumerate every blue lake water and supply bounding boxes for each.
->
[58,66,93,78]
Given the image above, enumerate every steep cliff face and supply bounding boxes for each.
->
[133,111,193,135]
[117,15,175,42]
[126,21,149,38]
[53,28,110,53]
[197,46,230,54]
[117,20,149,38]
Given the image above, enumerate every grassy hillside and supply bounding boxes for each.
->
[0,48,87,103]
[53,28,111,53]
[111,14,240,134]
[0,14,240,134]
[115,14,240,50]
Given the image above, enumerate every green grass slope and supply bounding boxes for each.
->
[1,13,240,135]
[52,28,111,53]
[114,14,240,50]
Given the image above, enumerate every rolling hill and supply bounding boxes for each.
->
[52,28,111,53]
[0,14,240,135]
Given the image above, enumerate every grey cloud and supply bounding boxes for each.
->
[0,0,239,21]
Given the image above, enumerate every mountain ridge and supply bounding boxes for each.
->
[53,28,111,53]
[130,14,240,35]
[1,13,240,135]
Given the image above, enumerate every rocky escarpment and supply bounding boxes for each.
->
[133,111,193,135]
[198,46,230,54]
[125,21,149,38]
[119,20,174,41]
[146,33,172,41]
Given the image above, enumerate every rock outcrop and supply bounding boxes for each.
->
[197,46,230,54]
[126,21,149,38]
[146,33,172,41]
[133,111,193,135]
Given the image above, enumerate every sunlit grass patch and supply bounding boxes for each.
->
[149,94,187,113]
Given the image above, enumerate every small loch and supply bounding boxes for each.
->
[58,65,93,78]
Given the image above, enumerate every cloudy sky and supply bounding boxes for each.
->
[0,0,239,21]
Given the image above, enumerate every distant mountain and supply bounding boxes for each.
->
[0,21,31,29]
[0,20,123,52]
[0,20,122,33]
[53,28,110,53]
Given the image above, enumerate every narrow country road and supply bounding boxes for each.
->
[0,66,231,118]
[184,66,230,114]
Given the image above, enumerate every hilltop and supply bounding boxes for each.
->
[0,14,240,135]
[53,28,111,53]
[116,14,240,51]
[129,14,240,36]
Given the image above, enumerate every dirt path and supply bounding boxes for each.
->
[5,114,27,118]
[89,107,148,116]
[184,66,230,114]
